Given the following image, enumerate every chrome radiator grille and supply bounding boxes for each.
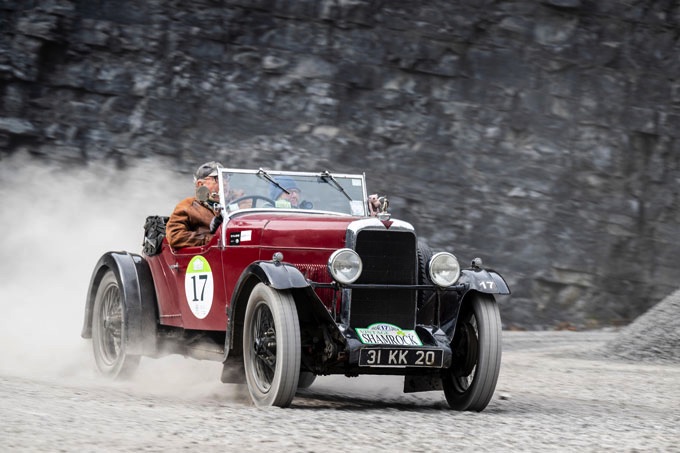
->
[349,229,417,329]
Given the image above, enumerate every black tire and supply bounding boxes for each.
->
[442,293,501,411]
[91,270,140,378]
[243,283,301,407]
[297,371,316,389]
[417,241,434,308]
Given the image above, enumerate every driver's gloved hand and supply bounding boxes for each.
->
[209,215,223,233]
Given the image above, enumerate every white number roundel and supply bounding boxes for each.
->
[184,256,214,319]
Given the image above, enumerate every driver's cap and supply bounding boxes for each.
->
[194,161,223,181]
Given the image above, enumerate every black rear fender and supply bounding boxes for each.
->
[81,251,158,355]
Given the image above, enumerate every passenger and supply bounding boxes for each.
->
[269,176,302,208]
[166,161,227,248]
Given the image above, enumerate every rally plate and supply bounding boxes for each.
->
[359,347,444,368]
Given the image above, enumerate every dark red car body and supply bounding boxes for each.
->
[148,213,350,332]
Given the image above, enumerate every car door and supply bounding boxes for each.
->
[168,237,228,331]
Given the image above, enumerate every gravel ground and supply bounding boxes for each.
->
[2,331,679,452]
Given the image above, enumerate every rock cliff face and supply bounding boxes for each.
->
[2,0,679,328]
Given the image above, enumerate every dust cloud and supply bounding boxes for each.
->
[0,152,231,399]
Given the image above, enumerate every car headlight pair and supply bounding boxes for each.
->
[327,248,460,288]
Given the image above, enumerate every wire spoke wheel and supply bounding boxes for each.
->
[442,293,501,411]
[251,303,277,392]
[450,317,480,391]
[243,283,301,407]
[92,270,140,378]
[101,285,124,364]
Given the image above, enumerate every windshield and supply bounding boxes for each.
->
[218,169,368,216]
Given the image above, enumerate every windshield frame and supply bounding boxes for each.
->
[217,168,369,218]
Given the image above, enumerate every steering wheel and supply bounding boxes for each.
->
[229,195,276,208]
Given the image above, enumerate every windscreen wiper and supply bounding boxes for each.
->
[319,170,352,201]
[257,168,290,196]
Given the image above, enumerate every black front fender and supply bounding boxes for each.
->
[459,268,511,295]
[81,251,157,355]
[244,261,310,289]
[224,261,311,359]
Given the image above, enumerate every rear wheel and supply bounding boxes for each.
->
[442,293,501,411]
[243,283,301,407]
[92,270,140,378]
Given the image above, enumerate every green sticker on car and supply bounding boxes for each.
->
[355,323,423,346]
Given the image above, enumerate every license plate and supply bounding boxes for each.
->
[359,347,444,367]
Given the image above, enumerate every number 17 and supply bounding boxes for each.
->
[191,274,208,301]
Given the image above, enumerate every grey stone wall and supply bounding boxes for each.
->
[2,0,679,328]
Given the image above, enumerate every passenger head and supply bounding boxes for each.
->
[269,176,301,208]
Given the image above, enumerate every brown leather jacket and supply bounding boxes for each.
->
[166,197,218,248]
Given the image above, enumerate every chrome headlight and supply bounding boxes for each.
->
[428,252,461,287]
[327,249,363,284]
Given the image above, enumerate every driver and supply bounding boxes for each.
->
[166,161,227,248]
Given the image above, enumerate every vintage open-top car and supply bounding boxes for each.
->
[82,168,510,410]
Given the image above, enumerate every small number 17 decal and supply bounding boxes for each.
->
[480,281,495,290]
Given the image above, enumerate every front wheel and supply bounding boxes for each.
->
[442,293,501,411]
[91,270,140,378]
[243,283,301,407]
